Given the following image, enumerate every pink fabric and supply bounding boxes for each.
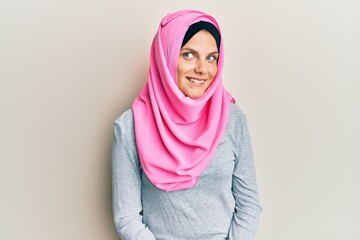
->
[132,9,234,191]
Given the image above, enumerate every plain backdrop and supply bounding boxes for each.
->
[1,0,359,239]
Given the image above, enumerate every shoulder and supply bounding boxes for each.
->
[226,103,251,138]
[225,103,248,138]
[113,108,134,139]
[114,108,133,126]
[228,102,247,126]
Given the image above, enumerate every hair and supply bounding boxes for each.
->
[181,21,221,51]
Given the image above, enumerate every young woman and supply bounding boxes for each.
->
[112,9,261,240]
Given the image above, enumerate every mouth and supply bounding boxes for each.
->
[186,77,207,86]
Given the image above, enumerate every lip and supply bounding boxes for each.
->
[186,77,207,86]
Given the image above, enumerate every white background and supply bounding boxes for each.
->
[1,0,359,239]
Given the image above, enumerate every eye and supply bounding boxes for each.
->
[182,52,194,59]
[207,55,218,61]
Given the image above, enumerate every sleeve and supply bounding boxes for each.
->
[112,115,156,240]
[228,115,262,240]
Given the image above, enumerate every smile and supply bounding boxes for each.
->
[187,77,206,85]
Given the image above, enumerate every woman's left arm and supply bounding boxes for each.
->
[228,115,262,240]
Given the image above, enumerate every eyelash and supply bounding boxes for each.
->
[183,52,194,59]
[182,52,218,61]
[207,55,217,61]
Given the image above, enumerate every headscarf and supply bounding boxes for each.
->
[181,21,221,51]
[132,9,234,191]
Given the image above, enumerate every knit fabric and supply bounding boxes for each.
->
[132,9,233,191]
[112,103,261,240]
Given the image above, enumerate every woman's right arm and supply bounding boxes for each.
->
[112,111,156,240]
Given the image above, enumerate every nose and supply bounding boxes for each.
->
[194,59,207,75]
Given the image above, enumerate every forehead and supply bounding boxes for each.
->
[181,30,217,51]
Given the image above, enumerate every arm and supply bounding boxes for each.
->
[228,115,262,240]
[112,112,156,240]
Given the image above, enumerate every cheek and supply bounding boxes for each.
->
[209,65,218,80]
[177,62,192,79]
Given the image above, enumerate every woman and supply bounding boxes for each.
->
[112,9,261,240]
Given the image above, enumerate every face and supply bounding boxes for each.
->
[177,29,219,99]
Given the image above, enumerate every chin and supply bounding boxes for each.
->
[187,92,204,99]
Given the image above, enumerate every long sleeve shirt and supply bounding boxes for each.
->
[112,103,261,240]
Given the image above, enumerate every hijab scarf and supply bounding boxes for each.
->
[132,9,234,191]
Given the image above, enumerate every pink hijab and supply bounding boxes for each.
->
[132,9,234,191]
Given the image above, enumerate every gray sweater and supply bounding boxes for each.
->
[112,103,261,240]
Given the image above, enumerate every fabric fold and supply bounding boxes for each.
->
[132,9,234,191]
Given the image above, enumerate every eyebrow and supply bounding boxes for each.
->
[180,47,219,55]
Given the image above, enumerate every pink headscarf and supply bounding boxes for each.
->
[132,9,234,191]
